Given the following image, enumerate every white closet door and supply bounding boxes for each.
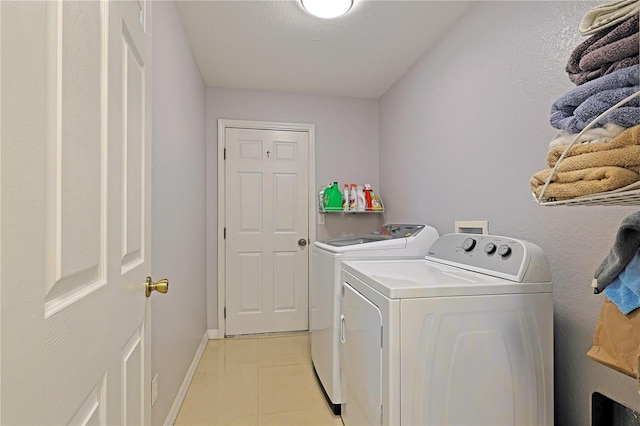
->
[225,127,309,335]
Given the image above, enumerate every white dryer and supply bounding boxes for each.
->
[311,224,439,414]
[340,233,554,426]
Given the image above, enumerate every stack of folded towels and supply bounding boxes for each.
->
[531,125,640,201]
[530,0,640,202]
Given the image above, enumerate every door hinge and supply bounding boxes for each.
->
[224,306,226,319]
[224,227,226,239]
[224,148,226,160]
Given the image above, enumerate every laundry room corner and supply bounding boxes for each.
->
[378,1,640,424]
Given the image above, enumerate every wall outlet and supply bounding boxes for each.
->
[151,373,158,406]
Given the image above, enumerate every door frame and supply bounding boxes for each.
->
[217,119,316,338]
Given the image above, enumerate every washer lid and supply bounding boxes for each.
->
[314,224,432,254]
[315,235,407,253]
[341,259,552,299]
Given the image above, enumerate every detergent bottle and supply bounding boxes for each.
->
[371,193,383,211]
[356,185,366,211]
[349,184,357,211]
[321,183,331,210]
[343,184,350,211]
[326,182,343,210]
[364,184,373,210]
[367,185,383,211]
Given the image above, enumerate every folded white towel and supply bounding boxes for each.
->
[579,0,640,36]
[548,123,626,149]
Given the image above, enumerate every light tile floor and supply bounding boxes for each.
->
[175,332,343,425]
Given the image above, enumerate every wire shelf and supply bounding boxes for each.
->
[318,191,384,213]
[534,186,640,206]
[533,90,640,207]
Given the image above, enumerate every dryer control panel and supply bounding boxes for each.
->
[425,233,551,283]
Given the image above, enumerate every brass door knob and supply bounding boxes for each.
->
[145,276,169,297]
[298,239,307,247]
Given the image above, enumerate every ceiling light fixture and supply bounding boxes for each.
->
[300,0,354,19]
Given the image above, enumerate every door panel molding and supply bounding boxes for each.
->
[217,120,316,338]
[0,1,152,423]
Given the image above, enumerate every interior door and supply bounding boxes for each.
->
[225,127,309,335]
[1,1,154,424]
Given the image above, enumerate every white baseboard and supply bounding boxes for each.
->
[163,331,209,426]
[207,328,220,339]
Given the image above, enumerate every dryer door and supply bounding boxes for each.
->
[340,283,383,426]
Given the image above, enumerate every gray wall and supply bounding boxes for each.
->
[206,88,382,329]
[379,1,640,424]
[151,2,207,424]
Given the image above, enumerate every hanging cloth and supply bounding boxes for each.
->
[593,210,640,293]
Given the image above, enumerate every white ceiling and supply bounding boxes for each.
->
[175,0,475,99]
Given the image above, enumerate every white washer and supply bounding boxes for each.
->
[340,233,554,426]
[311,224,439,414]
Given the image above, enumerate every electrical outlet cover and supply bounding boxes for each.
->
[454,220,488,235]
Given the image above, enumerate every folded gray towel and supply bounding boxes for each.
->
[608,103,640,128]
[551,86,640,132]
[570,86,640,131]
[567,15,639,85]
[551,65,640,132]
[580,34,639,72]
[594,210,640,293]
[572,57,639,86]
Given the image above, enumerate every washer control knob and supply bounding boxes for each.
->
[484,243,497,254]
[462,238,476,252]
[498,244,512,257]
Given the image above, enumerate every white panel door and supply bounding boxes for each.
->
[0,1,153,424]
[225,127,309,335]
